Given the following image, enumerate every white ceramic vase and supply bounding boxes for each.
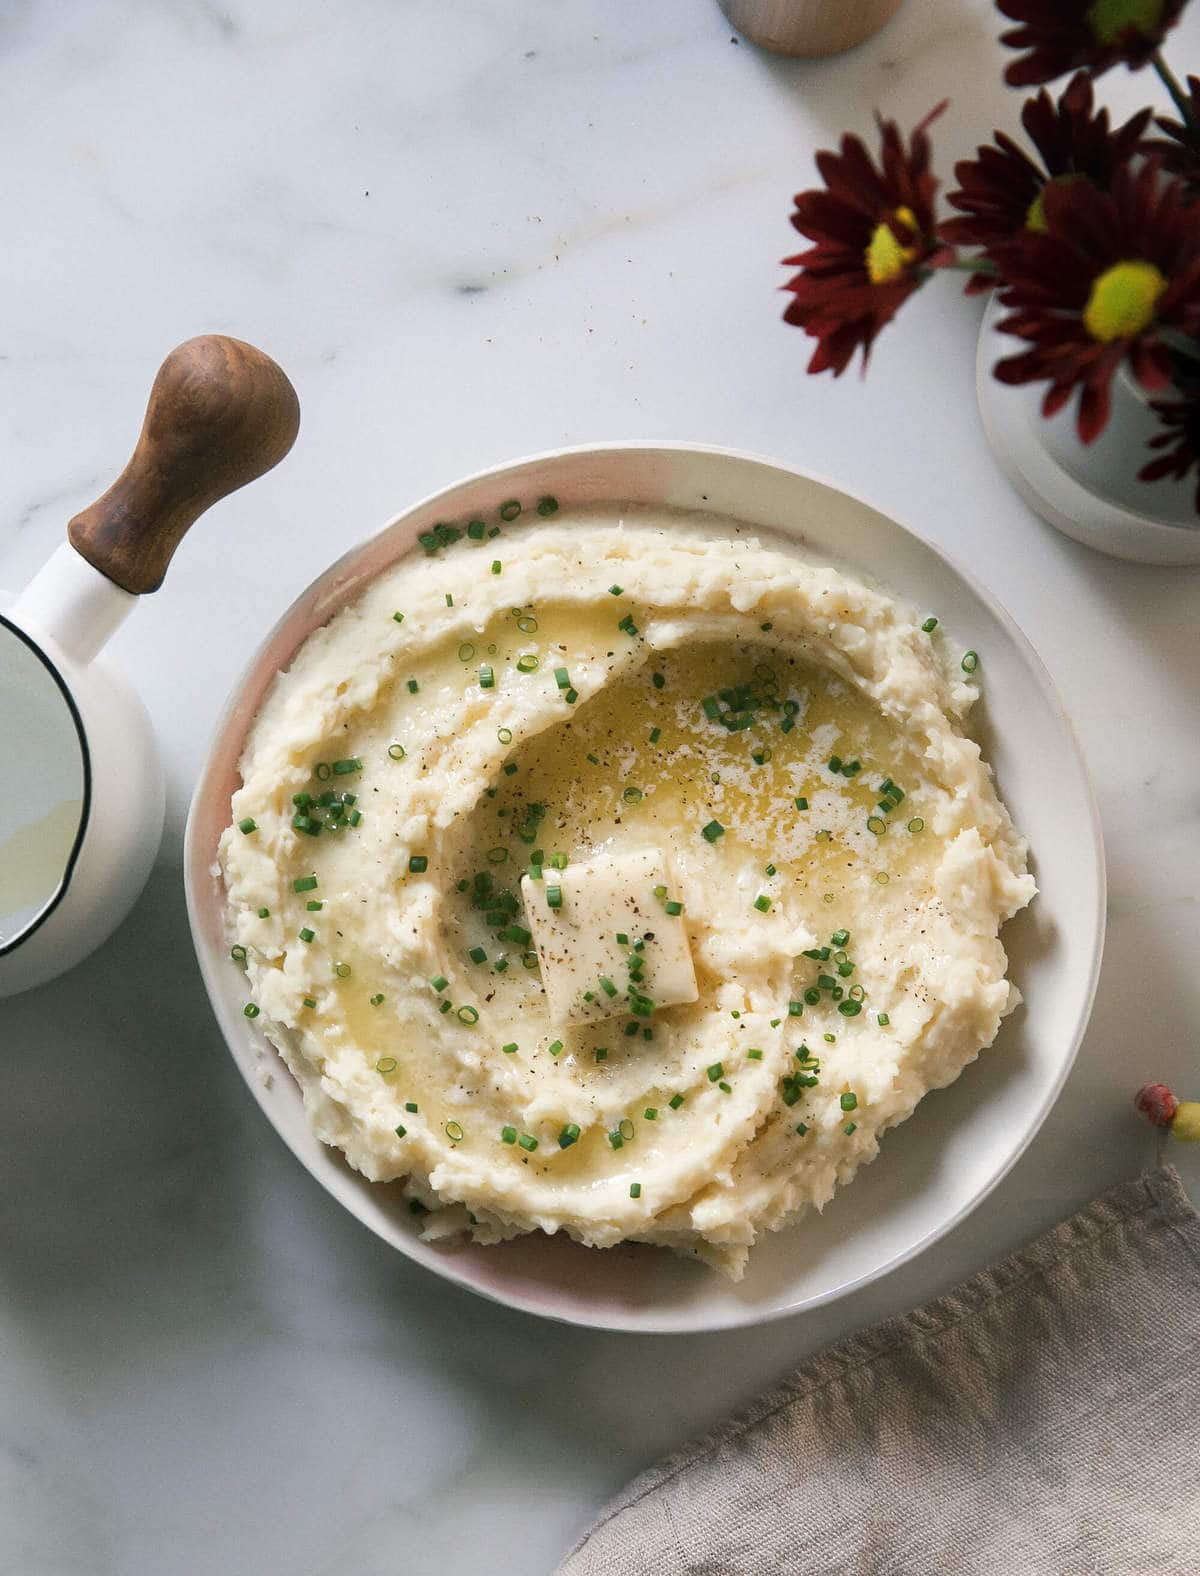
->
[976,295,1200,566]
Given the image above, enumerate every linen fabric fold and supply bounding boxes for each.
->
[559,1166,1200,1576]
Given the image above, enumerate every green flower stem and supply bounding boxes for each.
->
[935,256,999,277]
[1153,51,1194,126]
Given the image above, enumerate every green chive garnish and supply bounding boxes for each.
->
[238,817,257,835]
[231,944,247,962]
[519,1133,538,1151]
[491,559,502,575]
[707,1062,724,1082]
[409,855,429,873]
[405,1101,418,1113]
[376,1056,397,1074]
[548,1039,563,1057]
[747,1049,763,1061]
[457,1005,479,1024]
[701,820,724,843]
[537,495,558,516]
[867,816,886,835]
[962,650,979,673]
[877,1012,890,1026]
[298,927,315,943]
[795,797,809,812]
[669,1093,684,1110]
[430,975,449,992]
[665,900,682,916]
[922,616,938,632]
[501,1125,517,1144]
[501,1042,517,1054]
[844,1122,857,1135]
[499,499,521,521]
[332,758,362,775]
[445,1120,464,1141]
[293,875,318,893]
[558,1123,581,1149]
[629,1183,641,1199]
[546,884,562,908]
[753,894,771,913]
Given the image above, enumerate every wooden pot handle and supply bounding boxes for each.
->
[68,335,300,595]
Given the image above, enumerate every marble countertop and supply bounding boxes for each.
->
[2,2,1197,1572]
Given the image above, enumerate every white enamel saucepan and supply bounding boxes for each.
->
[0,336,299,998]
[185,445,1104,1332]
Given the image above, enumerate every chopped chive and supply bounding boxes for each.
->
[230,944,247,963]
[536,495,559,516]
[491,559,502,575]
[961,650,979,673]
[840,1092,859,1111]
[302,996,316,1009]
[824,1032,836,1043]
[922,616,938,632]
[554,667,571,690]
[643,1107,658,1120]
[707,1062,724,1082]
[622,785,643,804]
[669,1093,684,1110]
[558,1123,581,1149]
[609,1130,624,1151]
[388,743,406,760]
[617,614,638,636]
[430,975,449,991]
[664,900,682,916]
[747,1049,763,1061]
[499,499,521,521]
[392,610,405,624]
[457,1005,480,1024]
[788,1000,803,1017]
[237,817,257,835]
[332,758,362,775]
[376,1056,397,1074]
[877,1012,891,1026]
[548,1040,563,1057]
[516,653,539,673]
[370,993,385,1006]
[518,1133,538,1151]
[501,1042,518,1054]
[445,1120,465,1141]
[497,726,513,744]
[629,1183,641,1199]
[608,584,623,596]
[564,687,578,704]
[651,672,665,689]
[619,1118,635,1140]
[844,1122,857,1135]
[334,962,351,978]
[867,816,887,835]
[467,519,486,540]
[468,946,487,964]
[314,763,331,781]
[599,976,617,997]
[648,726,661,744]
[298,927,315,944]
[487,846,508,864]
[795,797,809,812]
[907,816,925,833]
[550,852,567,870]
[831,929,850,946]
[405,1101,418,1113]
[293,875,318,893]
[409,855,429,873]
[407,679,419,693]
[257,908,270,919]
[457,642,475,663]
[804,987,821,1005]
[718,1081,731,1093]
[595,1048,608,1063]
[828,755,842,773]
[753,894,771,913]
[395,1124,407,1137]
[701,820,724,843]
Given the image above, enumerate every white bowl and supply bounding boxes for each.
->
[185,444,1105,1332]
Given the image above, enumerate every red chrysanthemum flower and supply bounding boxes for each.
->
[997,0,1188,87]
[993,159,1200,441]
[1140,384,1200,506]
[940,72,1150,280]
[782,106,952,376]
[1145,73,1200,198]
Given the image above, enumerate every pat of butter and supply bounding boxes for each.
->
[521,848,698,1028]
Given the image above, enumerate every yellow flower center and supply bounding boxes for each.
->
[1082,260,1167,342]
[864,207,920,285]
[1025,174,1088,235]
[1086,0,1164,45]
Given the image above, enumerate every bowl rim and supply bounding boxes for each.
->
[184,439,1106,1333]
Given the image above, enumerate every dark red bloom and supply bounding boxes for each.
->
[940,72,1150,280]
[1135,1083,1180,1126]
[782,106,952,376]
[1140,385,1200,506]
[1145,73,1200,198]
[997,0,1188,87]
[993,159,1200,442]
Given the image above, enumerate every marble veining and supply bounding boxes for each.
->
[0,1,1197,1572]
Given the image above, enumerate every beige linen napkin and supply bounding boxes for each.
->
[559,1166,1199,1576]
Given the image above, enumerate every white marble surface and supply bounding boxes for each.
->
[1,2,1198,1572]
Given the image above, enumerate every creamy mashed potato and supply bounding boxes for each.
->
[220,505,1035,1279]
